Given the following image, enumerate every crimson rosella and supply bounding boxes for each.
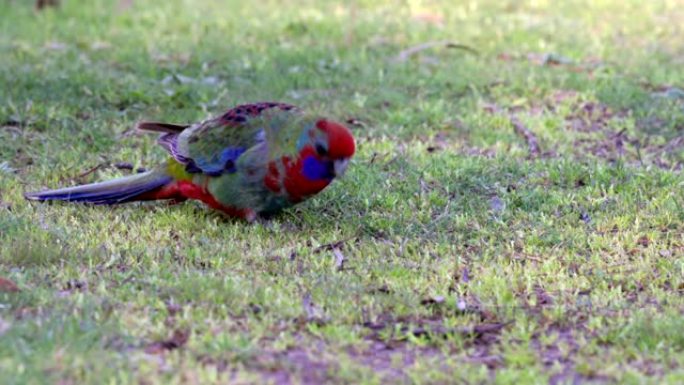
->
[25,102,356,221]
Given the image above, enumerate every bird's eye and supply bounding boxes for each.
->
[315,143,328,156]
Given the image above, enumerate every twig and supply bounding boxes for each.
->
[312,237,356,254]
[510,116,540,158]
[392,41,478,63]
[76,163,106,180]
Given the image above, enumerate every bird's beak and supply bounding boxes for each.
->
[333,158,350,177]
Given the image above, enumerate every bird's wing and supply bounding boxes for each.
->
[153,102,299,176]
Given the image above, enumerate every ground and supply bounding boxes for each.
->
[1,0,684,384]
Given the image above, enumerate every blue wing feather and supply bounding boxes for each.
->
[154,102,296,177]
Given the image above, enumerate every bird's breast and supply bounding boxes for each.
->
[263,156,332,203]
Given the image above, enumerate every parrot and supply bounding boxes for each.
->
[24,102,356,221]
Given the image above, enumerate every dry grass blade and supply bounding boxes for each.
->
[392,41,478,63]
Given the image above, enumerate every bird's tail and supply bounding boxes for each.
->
[24,170,179,205]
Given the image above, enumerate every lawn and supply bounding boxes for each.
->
[1,0,683,384]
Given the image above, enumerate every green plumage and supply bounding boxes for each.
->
[25,102,356,221]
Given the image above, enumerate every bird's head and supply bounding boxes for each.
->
[296,119,356,182]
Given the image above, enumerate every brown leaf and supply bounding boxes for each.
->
[145,329,190,354]
[0,277,20,293]
[36,0,59,10]
[637,235,650,247]
[114,162,134,171]
[368,284,391,294]
[58,280,87,297]
[420,295,445,306]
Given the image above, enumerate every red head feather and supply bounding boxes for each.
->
[316,120,355,159]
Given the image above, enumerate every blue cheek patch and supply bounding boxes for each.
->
[302,156,334,181]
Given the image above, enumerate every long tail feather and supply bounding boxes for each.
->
[136,121,188,134]
[24,170,174,205]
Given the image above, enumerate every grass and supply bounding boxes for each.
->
[1,0,683,383]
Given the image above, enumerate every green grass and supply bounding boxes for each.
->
[1,0,684,383]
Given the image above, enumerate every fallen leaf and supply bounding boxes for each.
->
[35,0,59,10]
[145,329,190,354]
[420,295,445,306]
[58,279,88,297]
[333,248,346,271]
[637,235,650,247]
[0,278,19,293]
[579,211,591,224]
[489,195,505,214]
[166,302,182,316]
[461,267,470,283]
[368,285,391,294]
[114,162,134,171]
